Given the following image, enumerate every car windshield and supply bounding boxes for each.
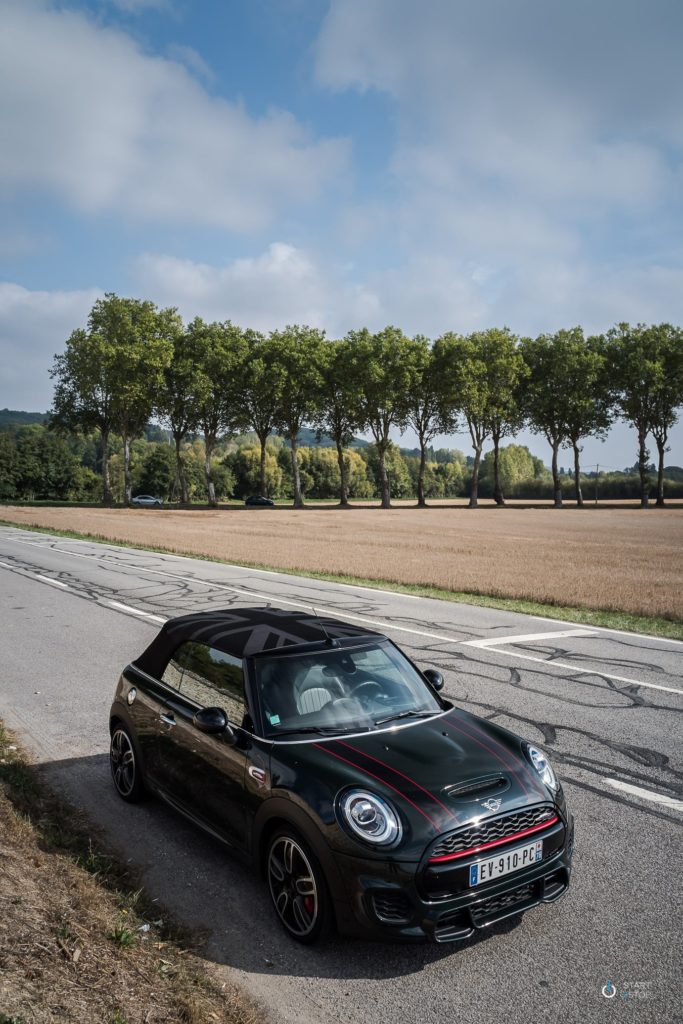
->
[254,641,443,739]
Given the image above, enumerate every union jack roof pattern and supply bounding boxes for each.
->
[134,606,381,676]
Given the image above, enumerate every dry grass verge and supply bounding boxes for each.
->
[1,504,682,622]
[0,722,258,1024]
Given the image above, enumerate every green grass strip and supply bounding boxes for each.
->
[1,517,681,641]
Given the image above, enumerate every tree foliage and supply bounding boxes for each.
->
[186,318,248,506]
[40,300,683,510]
[349,326,414,508]
[314,339,362,505]
[270,325,326,508]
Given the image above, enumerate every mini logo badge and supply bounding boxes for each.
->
[482,798,501,812]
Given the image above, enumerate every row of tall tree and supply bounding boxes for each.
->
[51,295,683,508]
[4,422,682,504]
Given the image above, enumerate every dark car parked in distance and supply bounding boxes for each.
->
[245,495,275,507]
[109,608,573,944]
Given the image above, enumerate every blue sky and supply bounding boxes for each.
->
[1,0,682,469]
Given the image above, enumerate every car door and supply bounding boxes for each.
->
[157,640,250,849]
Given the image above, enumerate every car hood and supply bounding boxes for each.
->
[271,708,553,858]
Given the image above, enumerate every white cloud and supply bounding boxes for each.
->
[135,243,683,343]
[314,0,683,331]
[316,0,682,216]
[0,282,102,411]
[135,244,381,333]
[166,44,215,83]
[0,1,348,231]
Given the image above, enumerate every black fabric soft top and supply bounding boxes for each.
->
[133,606,382,679]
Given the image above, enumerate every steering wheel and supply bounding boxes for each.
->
[348,680,385,707]
[329,697,363,715]
[352,679,385,696]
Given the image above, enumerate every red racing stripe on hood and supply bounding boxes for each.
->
[313,743,441,833]
[445,714,544,800]
[335,739,459,828]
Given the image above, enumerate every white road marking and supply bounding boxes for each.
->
[463,629,597,648]
[477,645,683,696]
[525,611,683,647]
[606,779,683,812]
[0,532,423,598]
[2,536,440,638]
[107,601,166,624]
[0,560,11,568]
[129,565,460,641]
[2,531,682,655]
[35,574,69,589]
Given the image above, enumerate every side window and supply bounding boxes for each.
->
[161,649,184,691]
[170,641,246,725]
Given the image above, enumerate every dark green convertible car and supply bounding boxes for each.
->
[109,607,573,943]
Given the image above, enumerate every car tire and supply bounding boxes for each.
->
[266,827,334,944]
[110,724,146,803]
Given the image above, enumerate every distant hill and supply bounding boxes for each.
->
[0,409,49,427]
[283,427,370,449]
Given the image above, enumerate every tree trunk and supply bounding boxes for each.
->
[101,427,113,504]
[378,445,391,509]
[290,434,304,508]
[122,430,132,506]
[258,434,268,497]
[637,427,650,508]
[492,431,505,506]
[174,432,189,504]
[551,442,562,508]
[469,446,482,508]
[573,442,583,507]
[336,440,349,507]
[204,437,216,507]
[655,435,666,507]
[417,440,427,507]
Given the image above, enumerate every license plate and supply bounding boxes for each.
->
[469,840,543,886]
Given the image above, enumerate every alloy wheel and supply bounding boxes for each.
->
[110,728,137,798]
[267,836,319,938]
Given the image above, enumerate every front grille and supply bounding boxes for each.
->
[430,805,557,860]
[470,883,535,924]
[371,891,412,924]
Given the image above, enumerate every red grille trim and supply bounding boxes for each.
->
[429,815,560,863]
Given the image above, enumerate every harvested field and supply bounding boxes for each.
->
[2,504,682,621]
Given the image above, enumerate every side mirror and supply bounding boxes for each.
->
[423,669,445,692]
[193,706,236,743]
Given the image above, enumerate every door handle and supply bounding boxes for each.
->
[159,713,176,727]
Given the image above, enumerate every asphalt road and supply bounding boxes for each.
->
[0,524,681,1024]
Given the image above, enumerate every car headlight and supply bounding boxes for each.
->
[526,745,559,792]
[339,790,402,846]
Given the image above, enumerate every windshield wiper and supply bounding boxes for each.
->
[374,709,440,726]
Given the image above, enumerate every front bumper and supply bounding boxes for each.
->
[331,811,574,943]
